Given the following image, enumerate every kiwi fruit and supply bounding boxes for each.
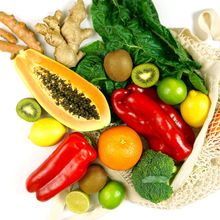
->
[104,49,133,82]
[16,98,42,122]
[79,164,108,194]
[131,63,159,88]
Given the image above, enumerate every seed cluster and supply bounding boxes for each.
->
[34,66,100,120]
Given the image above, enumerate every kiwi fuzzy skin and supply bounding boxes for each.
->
[104,49,133,82]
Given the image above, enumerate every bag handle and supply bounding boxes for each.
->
[194,9,220,41]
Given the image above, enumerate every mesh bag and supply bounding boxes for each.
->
[50,9,220,220]
[104,9,220,209]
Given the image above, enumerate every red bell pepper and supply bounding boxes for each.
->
[111,88,155,136]
[126,84,195,145]
[26,132,97,201]
[111,87,193,161]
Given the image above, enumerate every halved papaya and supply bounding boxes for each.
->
[14,49,111,131]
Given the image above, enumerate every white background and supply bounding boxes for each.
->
[0,0,220,219]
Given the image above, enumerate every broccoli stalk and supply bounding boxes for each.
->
[132,150,177,203]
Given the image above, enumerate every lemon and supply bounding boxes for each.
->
[29,117,66,146]
[65,191,90,214]
[180,90,211,128]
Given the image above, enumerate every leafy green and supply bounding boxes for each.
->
[75,54,106,87]
[188,72,208,94]
[132,150,176,203]
[81,41,107,57]
[130,0,191,62]
[90,0,208,93]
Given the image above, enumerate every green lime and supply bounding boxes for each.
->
[65,190,90,214]
[98,181,125,209]
[157,77,187,105]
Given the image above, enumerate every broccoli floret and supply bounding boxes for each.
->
[132,150,176,203]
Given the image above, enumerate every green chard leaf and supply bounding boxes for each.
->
[112,1,131,24]
[81,41,107,57]
[74,54,107,88]
[189,72,208,94]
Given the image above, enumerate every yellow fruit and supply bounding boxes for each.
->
[180,90,211,128]
[29,117,66,146]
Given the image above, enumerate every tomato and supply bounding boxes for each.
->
[98,181,125,209]
[157,77,187,105]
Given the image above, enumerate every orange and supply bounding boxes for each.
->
[98,126,143,170]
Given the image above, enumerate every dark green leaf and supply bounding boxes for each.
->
[104,80,115,96]
[115,81,128,89]
[81,41,107,57]
[131,0,190,62]
[189,72,208,94]
[112,2,131,24]
[75,55,106,88]
[123,0,160,23]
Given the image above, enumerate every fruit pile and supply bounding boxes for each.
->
[14,47,211,213]
[0,0,214,217]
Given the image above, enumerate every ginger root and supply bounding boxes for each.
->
[0,11,43,56]
[0,40,26,55]
[0,28,17,43]
[35,0,93,67]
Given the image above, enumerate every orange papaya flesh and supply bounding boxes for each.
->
[14,49,111,131]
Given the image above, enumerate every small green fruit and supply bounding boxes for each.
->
[98,181,125,209]
[157,77,187,105]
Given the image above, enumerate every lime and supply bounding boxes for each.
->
[65,190,90,214]
[98,181,125,209]
[157,77,187,105]
[29,117,66,147]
